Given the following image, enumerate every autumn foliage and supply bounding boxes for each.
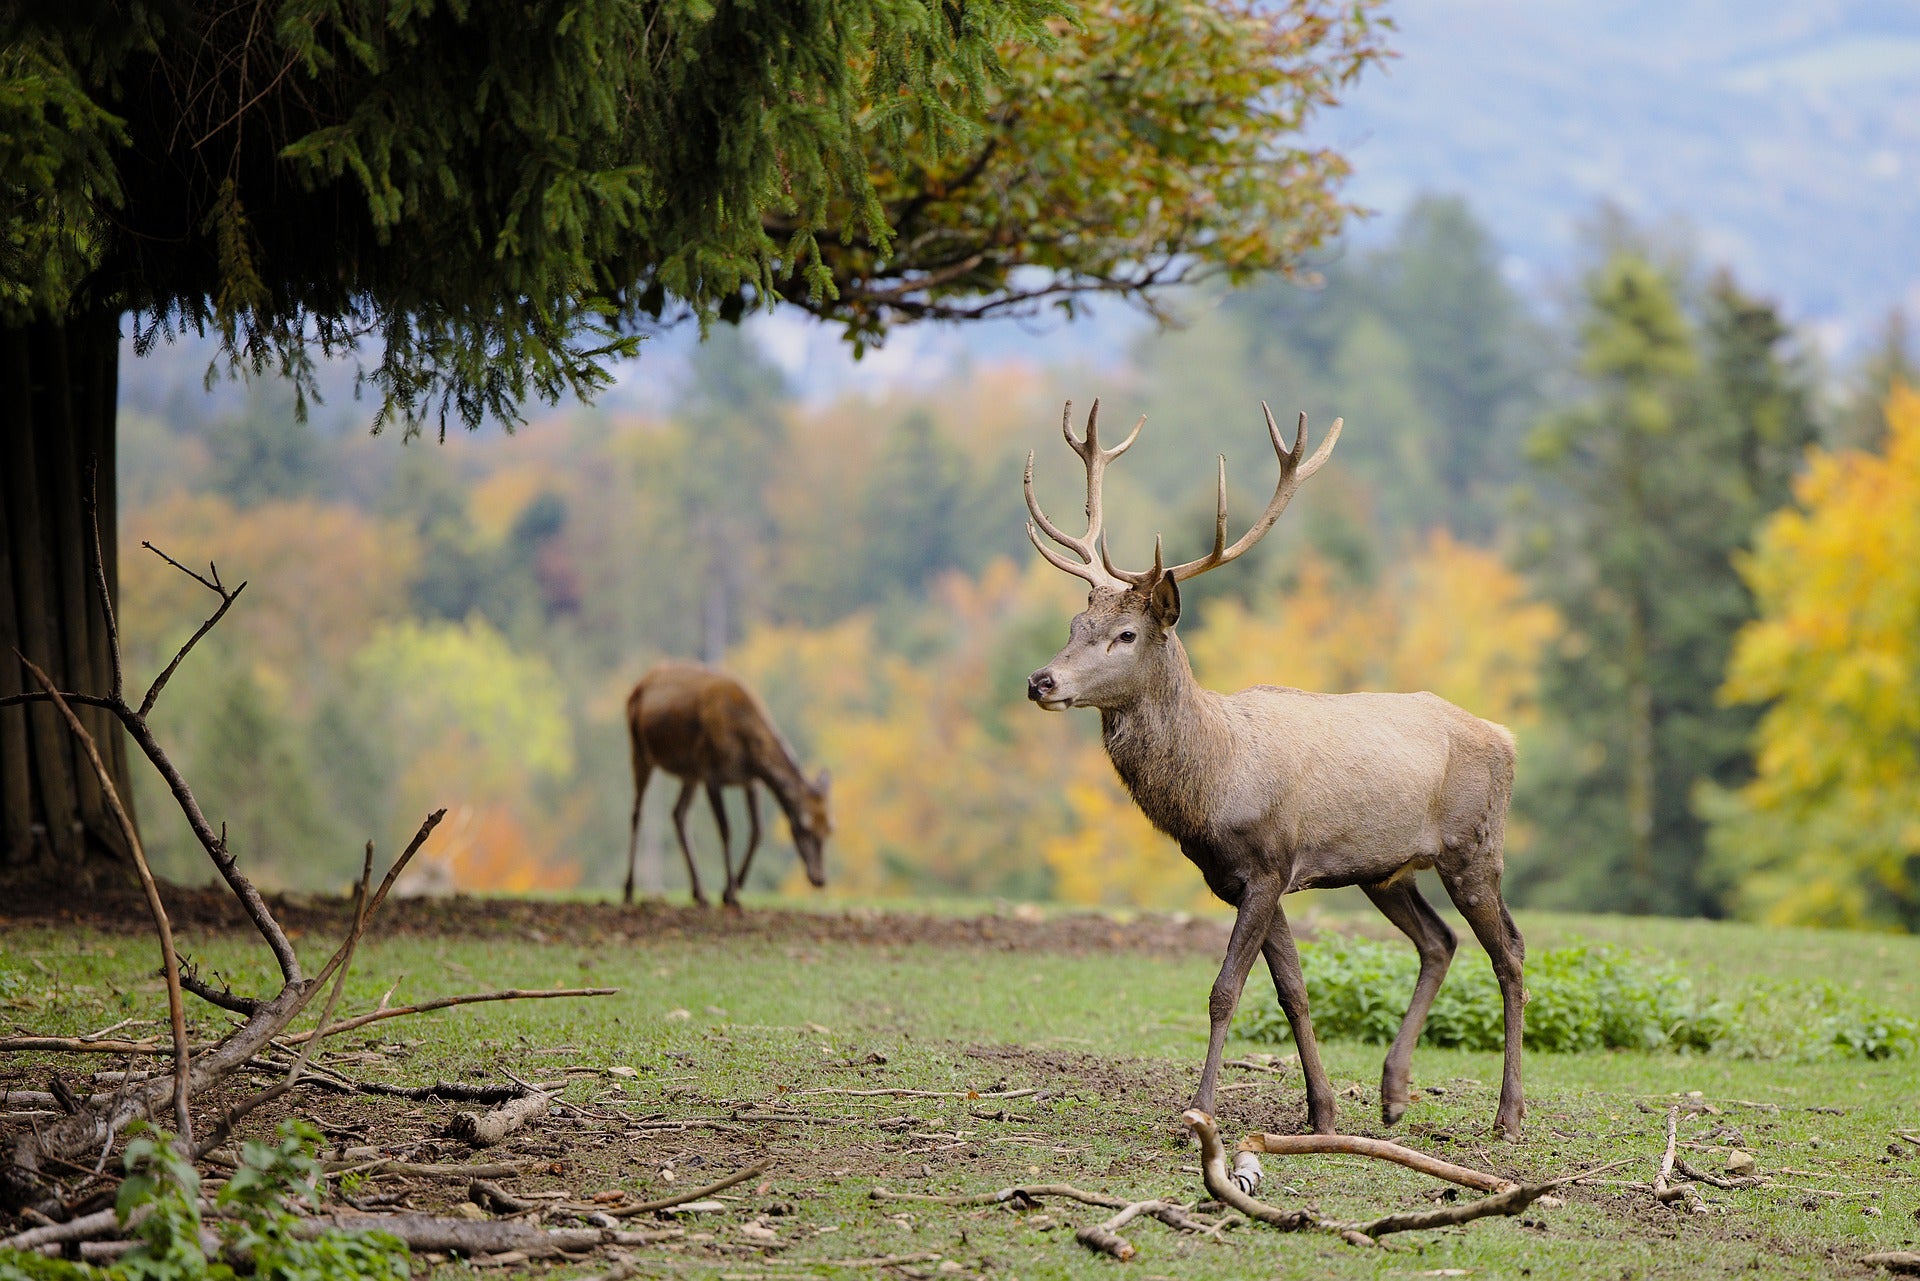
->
[1702,385,1920,929]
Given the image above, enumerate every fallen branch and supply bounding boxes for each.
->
[1861,1252,1920,1275]
[1652,1105,1684,1200]
[787,1086,1037,1100]
[279,987,619,1044]
[292,1214,683,1258]
[471,1178,539,1215]
[1075,1201,1167,1261]
[601,1157,775,1218]
[1237,1131,1518,1194]
[17,656,191,1147]
[1675,1159,1767,1190]
[1183,1110,1567,1246]
[0,1038,163,1056]
[450,1090,552,1148]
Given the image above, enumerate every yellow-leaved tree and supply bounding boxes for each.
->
[1701,385,1920,930]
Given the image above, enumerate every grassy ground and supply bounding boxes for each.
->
[4,898,1919,1278]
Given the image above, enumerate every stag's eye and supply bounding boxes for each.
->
[1117,630,1137,644]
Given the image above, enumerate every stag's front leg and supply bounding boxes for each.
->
[731,784,763,898]
[1259,904,1339,1134]
[1190,879,1281,1118]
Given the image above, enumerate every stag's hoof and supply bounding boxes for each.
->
[1381,1097,1408,1126]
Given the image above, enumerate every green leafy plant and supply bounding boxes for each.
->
[0,1122,407,1281]
[1236,936,1730,1054]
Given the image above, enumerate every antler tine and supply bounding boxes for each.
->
[1025,451,1084,556]
[1028,521,1109,586]
[1155,405,1344,584]
[1102,528,1176,589]
[1026,400,1140,590]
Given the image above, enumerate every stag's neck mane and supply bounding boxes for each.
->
[1098,635,1234,841]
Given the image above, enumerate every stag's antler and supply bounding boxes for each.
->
[1025,399,1144,590]
[1101,403,1342,587]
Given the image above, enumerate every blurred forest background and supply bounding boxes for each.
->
[115,194,1920,932]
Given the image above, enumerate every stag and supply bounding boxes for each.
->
[624,662,832,908]
[1023,401,1526,1140]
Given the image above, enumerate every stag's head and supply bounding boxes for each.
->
[792,770,832,887]
[1024,399,1341,712]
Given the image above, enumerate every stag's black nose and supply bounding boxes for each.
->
[1027,670,1056,701]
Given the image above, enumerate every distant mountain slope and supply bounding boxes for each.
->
[1319,0,1920,347]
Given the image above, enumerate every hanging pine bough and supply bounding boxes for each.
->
[0,484,616,1227]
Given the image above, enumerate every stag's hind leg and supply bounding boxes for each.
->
[1436,863,1526,1140]
[670,781,709,908]
[624,763,652,906]
[1362,876,1457,1127]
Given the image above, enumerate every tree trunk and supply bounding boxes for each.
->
[0,309,136,889]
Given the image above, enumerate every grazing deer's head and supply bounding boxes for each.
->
[1024,399,1341,712]
[791,770,833,887]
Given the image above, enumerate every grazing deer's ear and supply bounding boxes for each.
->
[1149,572,1181,627]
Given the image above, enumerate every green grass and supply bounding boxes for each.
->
[5,904,1920,1279]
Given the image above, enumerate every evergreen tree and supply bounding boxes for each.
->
[1831,309,1918,451]
[2,0,1389,885]
[1511,253,1816,915]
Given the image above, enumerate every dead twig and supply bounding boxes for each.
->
[471,1178,538,1215]
[0,1038,164,1056]
[17,654,194,1151]
[787,1086,1037,1101]
[1237,1131,1518,1194]
[1861,1252,1920,1275]
[599,1157,775,1218]
[450,1089,552,1148]
[1075,1200,1167,1261]
[279,987,618,1044]
[1183,1109,1570,1246]
[1674,1159,1767,1190]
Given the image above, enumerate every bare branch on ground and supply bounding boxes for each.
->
[1237,1131,1520,1194]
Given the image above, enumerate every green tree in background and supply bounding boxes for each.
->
[2,0,1388,887]
[1830,310,1918,451]
[1122,194,1543,593]
[1511,252,1817,915]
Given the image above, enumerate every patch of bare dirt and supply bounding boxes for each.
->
[4,885,1240,956]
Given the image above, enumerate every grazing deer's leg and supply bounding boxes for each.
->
[708,784,740,909]
[670,780,708,908]
[732,784,763,896]
[1438,865,1526,1140]
[1258,904,1338,1135]
[1361,877,1457,1127]
[1191,878,1281,1118]
[624,762,653,906]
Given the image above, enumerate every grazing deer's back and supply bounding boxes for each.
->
[629,662,764,783]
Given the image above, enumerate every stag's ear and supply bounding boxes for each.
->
[1148,572,1181,628]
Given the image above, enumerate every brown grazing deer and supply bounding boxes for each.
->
[624,662,832,908]
[1023,401,1526,1140]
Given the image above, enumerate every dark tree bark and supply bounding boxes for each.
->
[0,309,135,887]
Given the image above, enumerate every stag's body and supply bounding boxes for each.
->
[624,662,831,908]
[1025,401,1526,1140]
